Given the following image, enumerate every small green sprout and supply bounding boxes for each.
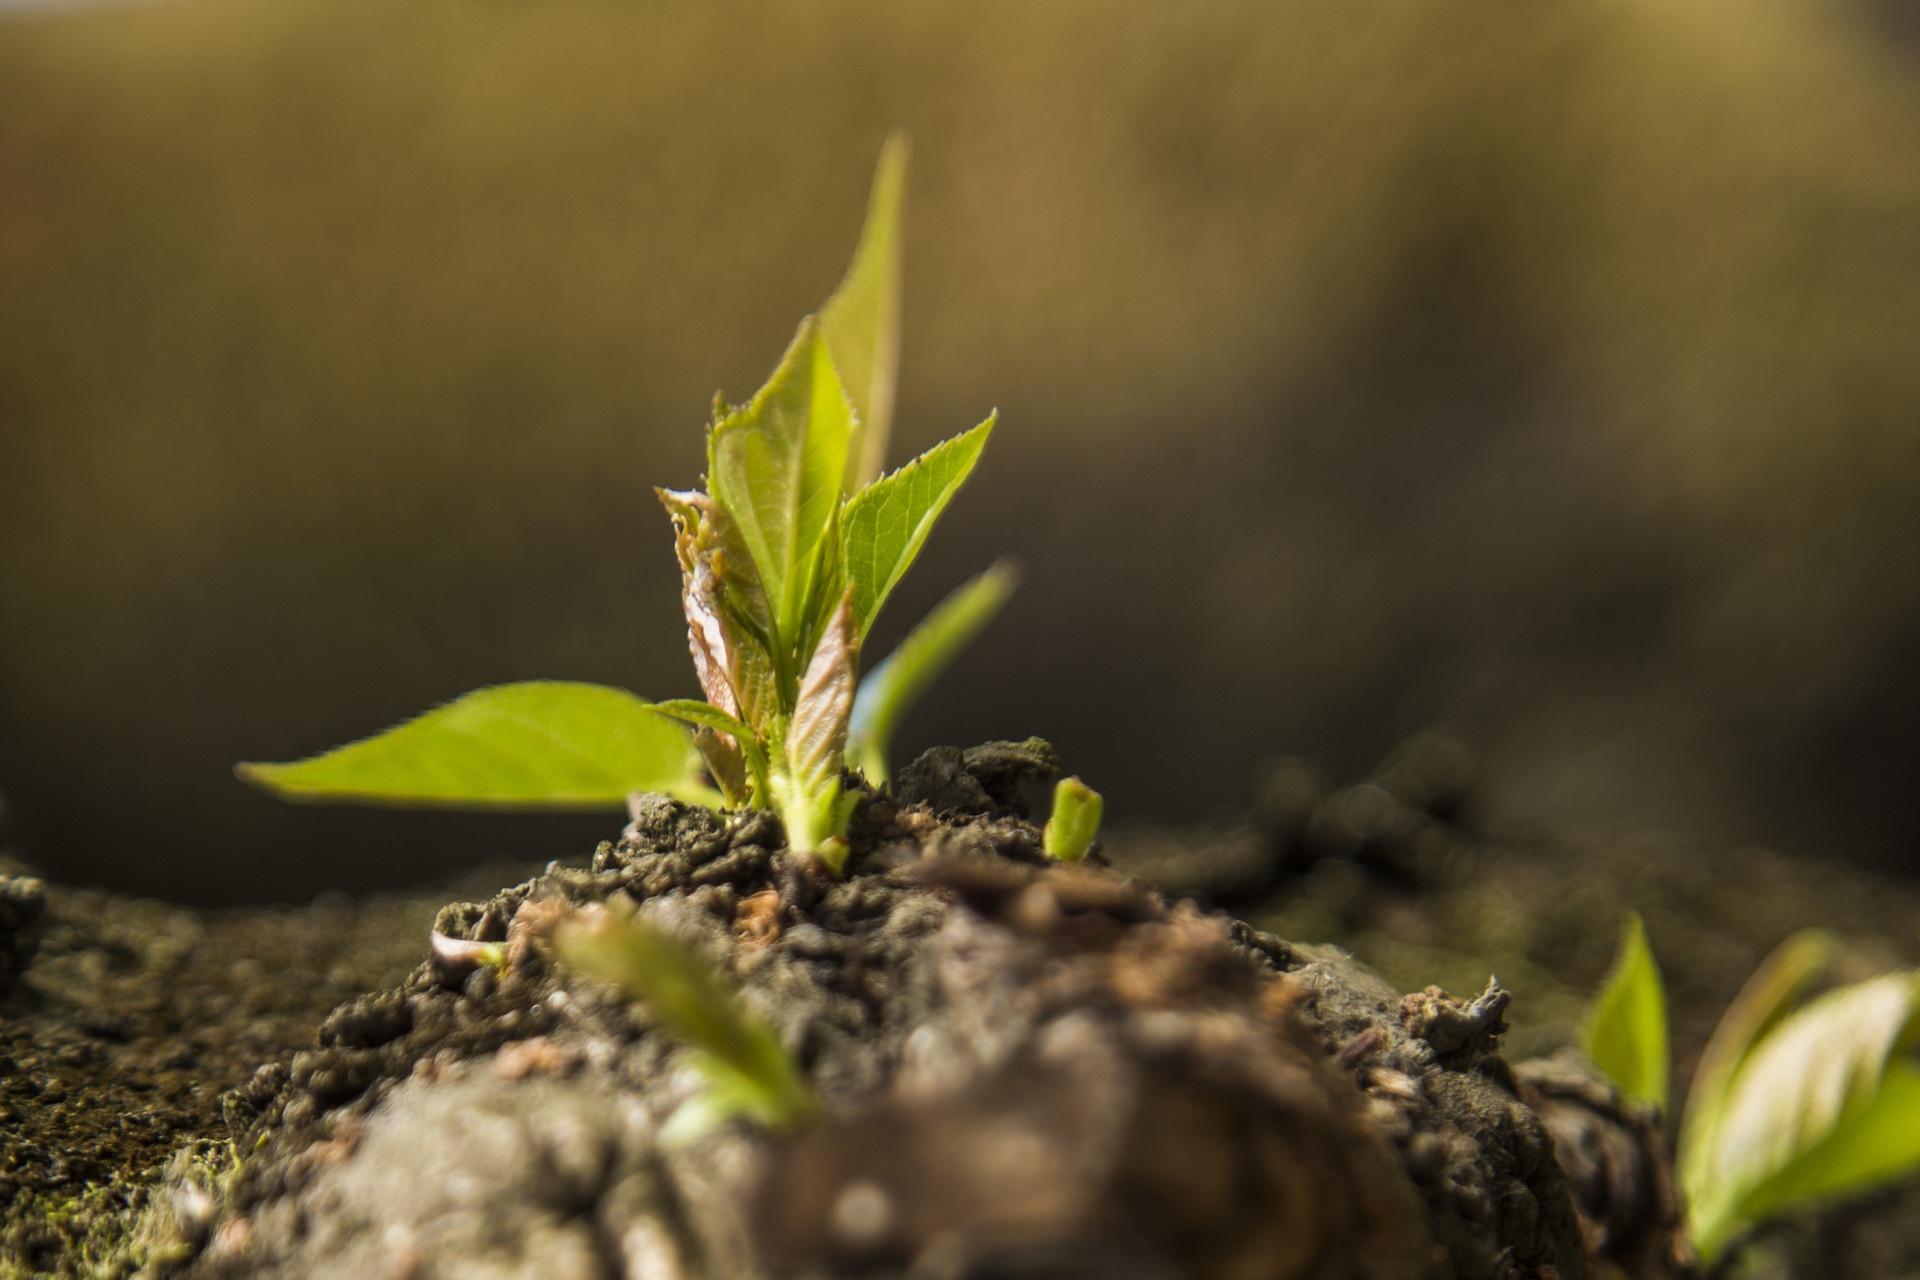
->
[1582,910,1669,1112]
[1042,776,1103,862]
[554,905,817,1145]
[237,135,1016,871]
[1579,914,1920,1264]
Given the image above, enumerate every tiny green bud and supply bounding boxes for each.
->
[1043,776,1103,862]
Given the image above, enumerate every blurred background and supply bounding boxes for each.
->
[3,0,1919,905]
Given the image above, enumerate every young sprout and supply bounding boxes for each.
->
[554,906,817,1145]
[235,135,1019,872]
[1580,914,1920,1265]
[1043,776,1103,862]
[1582,910,1668,1112]
[848,558,1020,787]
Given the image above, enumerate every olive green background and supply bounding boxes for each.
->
[4,0,1920,902]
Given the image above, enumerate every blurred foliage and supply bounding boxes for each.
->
[1585,910,1671,1111]
[3,0,1920,899]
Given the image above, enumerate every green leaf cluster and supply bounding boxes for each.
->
[1680,935,1920,1261]
[236,135,1017,869]
[651,134,1000,864]
[554,907,816,1143]
[1579,915,1920,1264]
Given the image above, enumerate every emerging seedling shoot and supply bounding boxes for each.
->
[1582,913,1920,1264]
[1042,776,1103,863]
[238,136,1020,872]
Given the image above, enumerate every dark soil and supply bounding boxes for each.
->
[1,735,1916,1279]
[0,859,435,1274]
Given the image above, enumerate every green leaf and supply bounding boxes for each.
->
[652,698,769,799]
[786,587,857,799]
[1679,929,1835,1203]
[821,131,909,494]
[771,587,859,868]
[651,698,756,747]
[708,319,855,659]
[1744,1061,1920,1213]
[657,486,780,730]
[1685,970,1920,1261]
[841,414,995,639]
[848,559,1019,785]
[556,908,817,1139]
[1583,911,1670,1111]
[236,681,712,809]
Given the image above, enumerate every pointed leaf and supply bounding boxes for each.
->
[1686,971,1920,1261]
[822,132,909,493]
[1583,911,1670,1111]
[556,909,817,1134]
[788,587,857,795]
[657,487,780,730]
[652,697,752,740]
[841,414,994,638]
[651,698,770,794]
[796,500,847,688]
[692,727,750,808]
[848,559,1019,785]
[236,682,710,808]
[1742,1061,1920,1214]
[708,319,854,656]
[1679,929,1834,1200]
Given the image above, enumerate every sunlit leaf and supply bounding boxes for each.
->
[787,588,857,797]
[236,682,712,808]
[1686,970,1920,1261]
[1583,911,1670,1111]
[841,414,995,639]
[1679,929,1834,1202]
[1743,1062,1920,1214]
[652,697,755,744]
[657,487,780,729]
[691,726,750,809]
[848,559,1019,785]
[821,131,909,493]
[708,319,854,657]
[556,908,817,1141]
[652,696,766,792]
[796,501,848,687]
[769,589,859,867]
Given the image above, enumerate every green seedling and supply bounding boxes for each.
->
[1042,776,1103,862]
[555,905,817,1145]
[1582,910,1669,1112]
[238,135,1014,870]
[1580,915,1920,1264]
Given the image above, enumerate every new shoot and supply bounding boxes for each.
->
[554,905,817,1145]
[1043,777,1103,863]
[237,135,1015,872]
[1581,913,1920,1264]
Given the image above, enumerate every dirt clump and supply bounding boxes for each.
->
[10,734,1916,1278]
[154,743,1596,1280]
